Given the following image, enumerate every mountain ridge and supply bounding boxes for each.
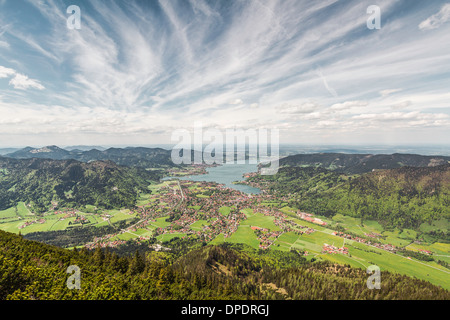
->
[279,152,450,174]
[0,156,163,213]
[5,145,174,168]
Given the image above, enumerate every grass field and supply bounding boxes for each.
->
[406,242,450,264]
[273,232,302,251]
[219,206,231,216]
[0,205,138,235]
[331,214,384,236]
[133,228,153,237]
[241,213,282,231]
[114,231,140,241]
[419,218,449,233]
[211,226,261,249]
[190,220,209,231]
[240,208,254,217]
[0,202,33,220]
[157,232,187,242]
[0,207,16,219]
[151,216,171,229]
[270,227,450,290]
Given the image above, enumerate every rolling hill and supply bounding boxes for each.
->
[5,146,175,168]
[279,153,450,174]
[248,164,450,236]
[0,156,162,213]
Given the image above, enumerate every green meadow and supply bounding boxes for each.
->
[0,205,139,235]
[219,206,231,216]
[211,226,260,249]
[0,207,16,219]
[240,213,281,231]
[157,232,187,242]
[0,202,33,220]
[269,225,450,290]
[151,216,172,229]
[190,220,209,231]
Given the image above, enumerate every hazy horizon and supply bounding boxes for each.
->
[1,143,450,157]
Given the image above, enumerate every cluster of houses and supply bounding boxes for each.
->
[84,239,127,249]
[72,215,89,224]
[252,226,284,250]
[19,218,45,229]
[150,243,171,252]
[364,232,383,239]
[332,231,398,253]
[297,211,327,226]
[419,249,433,255]
[165,164,212,177]
[47,208,77,218]
[322,243,349,255]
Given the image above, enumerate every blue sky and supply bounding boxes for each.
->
[0,0,449,147]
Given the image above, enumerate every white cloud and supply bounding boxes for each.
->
[0,65,44,90]
[229,99,244,105]
[419,3,450,30]
[380,88,402,97]
[0,0,449,145]
[276,102,319,114]
[317,69,338,97]
[352,111,449,126]
[9,73,45,90]
[390,100,412,110]
[329,101,368,112]
[0,65,15,78]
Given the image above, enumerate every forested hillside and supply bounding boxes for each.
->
[248,164,450,233]
[0,157,162,213]
[279,153,450,174]
[0,230,448,300]
[5,146,175,168]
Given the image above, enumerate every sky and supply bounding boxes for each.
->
[0,0,449,147]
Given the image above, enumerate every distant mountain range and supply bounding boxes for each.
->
[0,148,20,156]
[279,153,450,174]
[3,146,450,174]
[63,145,107,151]
[4,145,175,168]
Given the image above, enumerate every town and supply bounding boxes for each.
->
[81,179,319,250]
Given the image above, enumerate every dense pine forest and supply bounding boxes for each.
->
[1,230,448,300]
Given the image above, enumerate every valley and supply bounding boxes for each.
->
[1,158,449,291]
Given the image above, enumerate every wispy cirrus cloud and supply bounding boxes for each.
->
[0,0,448,146]
[419,3,450,30]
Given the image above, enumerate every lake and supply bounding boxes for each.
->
[163,164,261,194]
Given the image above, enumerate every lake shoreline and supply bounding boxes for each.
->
[162,163,261,194]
